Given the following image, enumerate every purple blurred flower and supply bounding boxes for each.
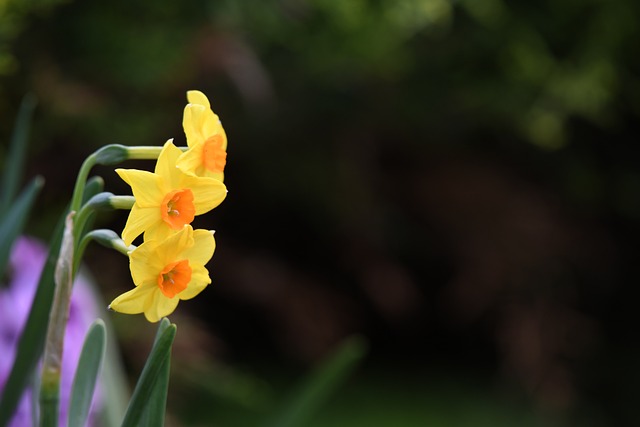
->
[0,236,103,427]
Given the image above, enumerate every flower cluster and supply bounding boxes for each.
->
[109,90,228,322]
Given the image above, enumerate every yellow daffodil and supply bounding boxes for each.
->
[177,90,228,181]
[117,140,227,246]
[108,225,216,322]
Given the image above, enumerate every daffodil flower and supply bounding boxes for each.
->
[108,225,215,322]
[116,140,227,246]
[177,90,228,181]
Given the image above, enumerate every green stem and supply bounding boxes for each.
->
[126,146,166,158]
[40,213,75,427]
[76,230,134,273]
[110,195,136,209]
[69,144,171,221]
[69,154,98,216]
[109,238,134,255]
[75,194,134,234]
[73,194,135,269]
[39,374,59,427]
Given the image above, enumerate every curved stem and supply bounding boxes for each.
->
[73,204,95,246]
[76,230,133,273]
[74,233,93,276]
[70,153,98,216]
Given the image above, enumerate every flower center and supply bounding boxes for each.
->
[202,135,227,173]
[161,188,195,229]
[157,259,191,298]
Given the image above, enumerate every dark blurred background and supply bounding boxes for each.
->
[2,0,640,425]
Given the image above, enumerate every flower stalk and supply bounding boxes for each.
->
[69,144,180,215]
[40,212,75,427]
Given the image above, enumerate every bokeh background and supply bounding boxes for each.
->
[2,0,640,425]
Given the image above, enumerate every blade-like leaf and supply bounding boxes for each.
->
[68,319,107,427]
[119,319,176,427]
[0,93,37,210]
[138,353,170,427]
[95,322,129,427]
[0,207,63,427]
[264,336,367,427]
[0,176,43,280]
[29,373,40,427]
[140,319,173,426]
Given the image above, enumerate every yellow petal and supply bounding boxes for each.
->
[109,282,156,314]
[122,204,162,246]
[205,169,225,182]
[129,240,164,286]
[154,140,183,189]
[181,176,227,215]
[187,90,210,108]
[144,289,180,322]
[183,104,208,147]
[180,229,216,265]
[115,169,163,207]
[178,264,211,300]
[176,142,207,177]
[154,225,194,265]
[201,109,225,141]
[143,223,175,246]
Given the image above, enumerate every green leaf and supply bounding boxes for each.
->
[94,314,129,427]
[0,93,37,210]
[0,207,64,427]
[137,318,171,427]
[0,176,44,281]
[138,353,170,427]
[263,336,367,427]
[68,319,107,427]
[29,373,40,427]
[119,319,176,427]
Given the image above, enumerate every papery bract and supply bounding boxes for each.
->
[108,225,215,323]
[177,90,228,181]
[116,140,227,246]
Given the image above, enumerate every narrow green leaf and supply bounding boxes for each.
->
[152,318,171,343]
[140,319,173,427]
[68,319,107,427]
[119,320,176,427]
[0,208,64,427]
[138,353,170,427]
[0,93,37,210]
[136,318,174,426]
[94,314,129,427]
[0,176,44,280]
[264,336,367,427]
[29,373,40,427]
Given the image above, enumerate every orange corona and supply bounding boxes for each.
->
[160,188,195,229]
[157,259,191,298]
[202,135,227,173]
